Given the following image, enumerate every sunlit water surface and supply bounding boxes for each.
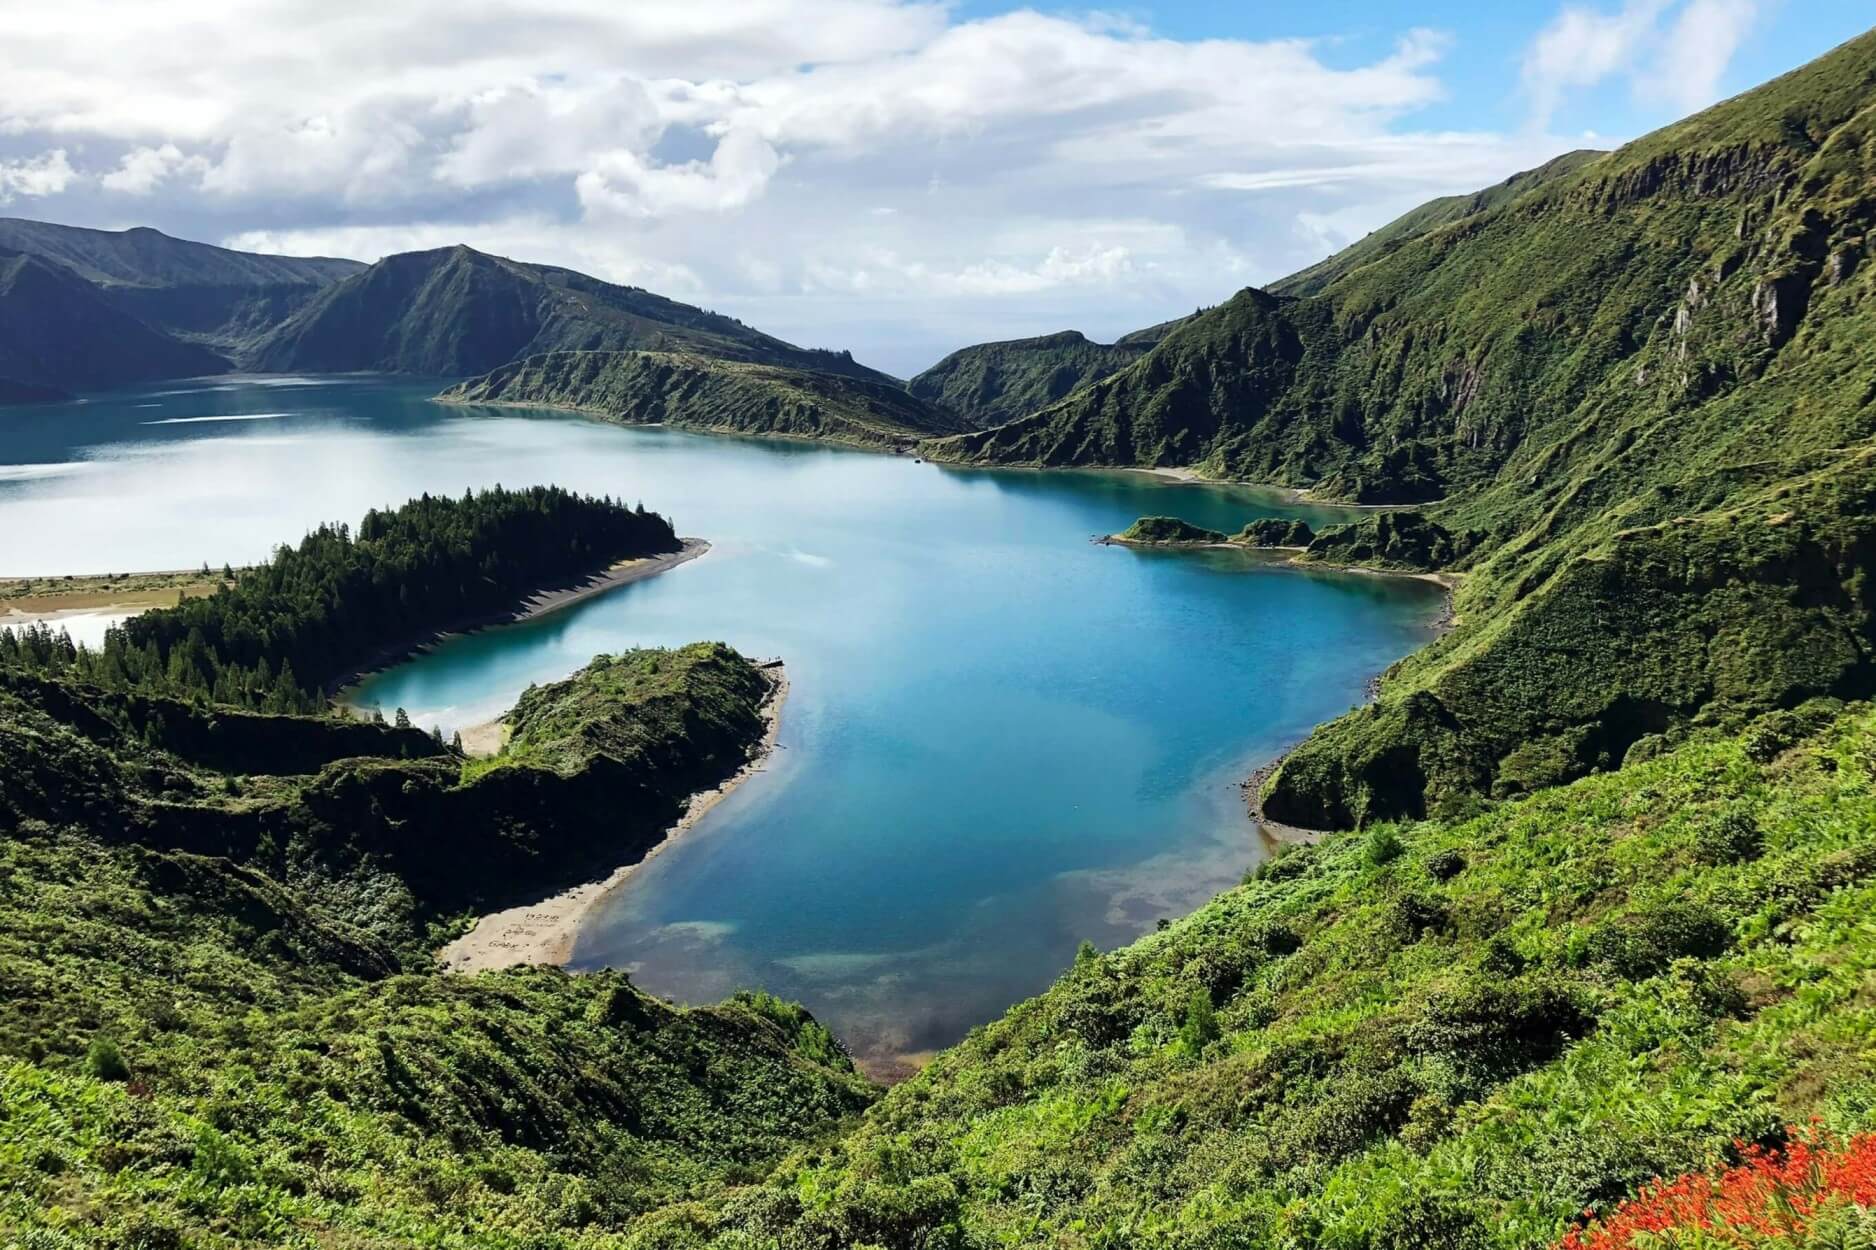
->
[0,376,1443,1072]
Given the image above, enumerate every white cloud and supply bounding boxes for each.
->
[101,143,207,195]
[1648,0,1760,114]
[1521,0,1758,128]
[577,128,783,219]
[1523,0,1672,128]
[0,149,76,202]
[0,2,1599,372]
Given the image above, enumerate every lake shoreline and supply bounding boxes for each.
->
[1127,465,1445,509]
[329,539,710,702]
[1097,531,1461,592]
[436,663,789,974]
[438,393,926,454]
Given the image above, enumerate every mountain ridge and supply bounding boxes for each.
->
[928,26,1876,827]
[251,244,900,384]
[442,348,966,449]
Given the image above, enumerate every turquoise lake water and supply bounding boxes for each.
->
[0,375,1444,1071]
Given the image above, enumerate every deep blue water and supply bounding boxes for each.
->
[0,375,1443,1071]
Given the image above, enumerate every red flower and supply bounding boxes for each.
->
[1556,1127,1876,1250]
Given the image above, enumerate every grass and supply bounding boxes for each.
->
[675,701,1876,1249]
[0,645,865,1248]
[443,349,966,449]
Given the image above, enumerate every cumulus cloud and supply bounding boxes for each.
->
[101,144,208,195]
[0,1,1594,371]
[577,129,783,219]
[1521,0,1758,128]
[0,149,77,202]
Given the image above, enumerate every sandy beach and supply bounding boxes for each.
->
[435,663,789,973]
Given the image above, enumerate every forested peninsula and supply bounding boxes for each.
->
[0,485,680,712]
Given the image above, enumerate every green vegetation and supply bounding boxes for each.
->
[1115,516,1227,545]
[0,485,677,711]
[1233,518,1315,548]
[910,331,1158,428]
[1297,511,1472,572]
[0,217,359,356]
[0,619,846,1247]
[931,29,1876,827]
[255,245,896,384]
[1116,516,1315,549]
[0,222,897,400]
[443,349,967,450]
[0,251,227,398]
[466,644,775,801]
[1268,151,1606,298]
[0,218,360,398]
[673,701,1876,1249]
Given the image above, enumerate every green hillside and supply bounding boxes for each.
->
[0,251,229,397]
[442,349,968,450]
[253,246,897,384]
[932,28,1876,828]
[1268,150,1606,298]
[1114,516,1228,545]
[910,330,1156,428]
[0,217,360,353]
[0,645,867,1246]
[672,698,1876,1249]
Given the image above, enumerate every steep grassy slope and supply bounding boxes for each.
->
[0,717,867,1244]
[910,331,1156,427]
[442,349,967,449]
[0,252,228,397]
[937,30,1876,826]
[0,217,360,352]
[1269,150,1606,298]
[253,245,895,384]
[494,645,773,782]
[676,700,1876,1249]
[0,632,867,1246]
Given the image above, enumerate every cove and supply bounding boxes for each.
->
[0,375,1445,1074]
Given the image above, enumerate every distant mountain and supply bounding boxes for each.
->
[908,316,1193,429]
[252,245,898,384]
[0,222,898,405]
[442,349,966,450]
[0,218,361,353]
[909,330,1147,428]
[931,27,1876,829]
[0,251,228,398]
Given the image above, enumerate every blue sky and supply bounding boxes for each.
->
[1,1,1870,372]
[954,1,1873,137]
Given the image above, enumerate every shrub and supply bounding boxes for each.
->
[1179,989,1220,1054]
[1425,849,1467,881]
[1586,901,1732,979]
[1386,893,1450,943]
[1693,809,1764,866]
[1366,827,1406,867]
[84,1036,130,1082]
